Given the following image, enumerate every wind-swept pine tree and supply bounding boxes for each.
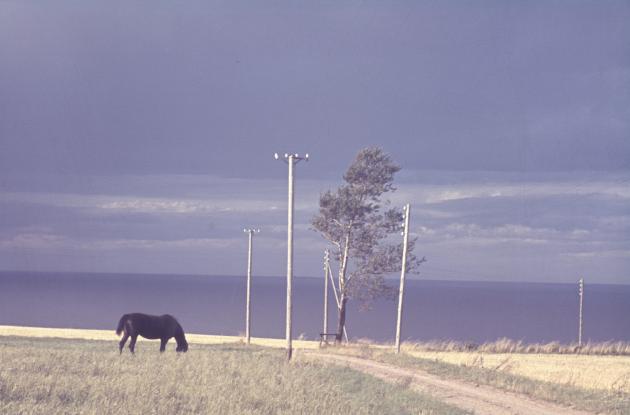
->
[312,147,424,343]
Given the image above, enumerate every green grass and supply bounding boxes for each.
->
[0,336,468,415]
[372,351,630,415]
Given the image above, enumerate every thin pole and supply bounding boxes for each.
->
[395,203,411,354]
[578,278,584,347]
[286,155,295,360]
[275,152,307,361]
[323,250,329,340]
[245,230,253,345]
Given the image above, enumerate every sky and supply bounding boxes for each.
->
[0,1,628,283]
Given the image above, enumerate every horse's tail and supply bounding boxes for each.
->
[116,314,128,336]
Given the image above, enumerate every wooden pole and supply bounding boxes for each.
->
[274,152,308,361]
[578,278,584,347]
[244,229,258,345]
[286,155,294,360]
[395,203,411,354]
[323,250,329,341]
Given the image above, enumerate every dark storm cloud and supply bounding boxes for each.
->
[0,2,628,281]
[1,1,629,185]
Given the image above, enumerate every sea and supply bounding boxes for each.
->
[0,271,628,344]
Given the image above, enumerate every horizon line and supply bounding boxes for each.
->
[1,269,627,286]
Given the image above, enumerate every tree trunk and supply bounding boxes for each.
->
[335,296,348,344]
[335,230,351,344]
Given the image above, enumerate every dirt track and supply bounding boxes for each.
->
[302,351,594,415]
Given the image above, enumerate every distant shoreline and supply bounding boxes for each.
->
[0,325,320,349]
[2,272,628,343]
[1,269,628,286]
[3,325,629,356]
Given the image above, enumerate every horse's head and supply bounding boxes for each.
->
[176,335,188,353]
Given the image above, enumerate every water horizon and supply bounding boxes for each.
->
[3,268,627,287]
[1,270,628,344]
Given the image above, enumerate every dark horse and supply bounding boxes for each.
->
[116,313,188,354]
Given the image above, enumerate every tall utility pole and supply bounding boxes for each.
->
[323,249,330,341]
[578,278,584,347]
[243,228,259,345]
[395,203,411,354]
[274,152,308,361]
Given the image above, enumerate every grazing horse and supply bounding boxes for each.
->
[116,313,188,354]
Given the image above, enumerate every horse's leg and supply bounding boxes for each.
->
[129,335,137,354]
[119,332,129,354]
[160,338,168,353]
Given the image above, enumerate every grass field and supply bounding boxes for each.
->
[403,349,630,394]
[3,326,629,414]
[321,343,630,414]
[0,335,467,415]
[0,325,320,349]
[350,337,630,393]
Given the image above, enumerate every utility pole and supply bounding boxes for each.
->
[323,249,330,342]
[274,152,308,361]
[395,203,411,354]
[243,228,259,345]
[578,278,584,348]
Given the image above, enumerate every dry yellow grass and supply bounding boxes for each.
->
[5,326,628,395]
[404,349,630,394]
[319,343,630,413]
[1,336,466,414]
[405,338,630,355]
[0,325,320,349]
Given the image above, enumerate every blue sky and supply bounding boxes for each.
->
[0,1,628,283]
